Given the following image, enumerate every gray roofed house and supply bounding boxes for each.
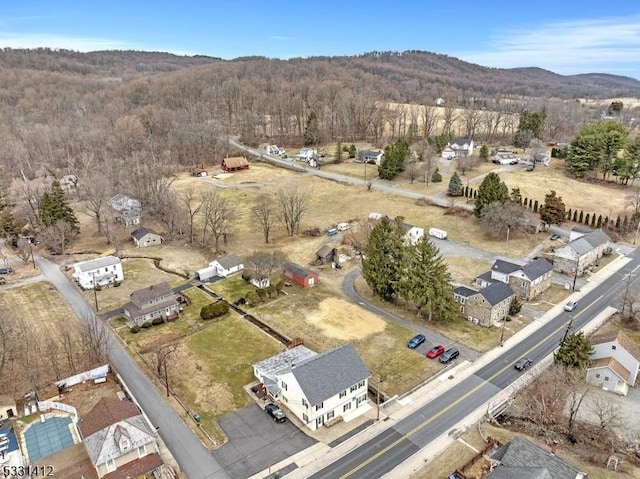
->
[481,282,514,306]
[488,436,585,479]
[72,256,124,290]
[476,257,554,301]
[76,256,121,272]
[453,285,478,298]
[448,137,474,157]
[492,259,522,275]
[209,253,244,278]
[131,227,162,247]
[522,258,554,280]
[123,282,179,326]
[554,229,611,275]
[257,344,371,430]
[315,244,337,263]
[454,282,514,327]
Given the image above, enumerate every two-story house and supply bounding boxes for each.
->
[453,282,515,327]
[79,398,163,479]
[122,282,180,326]
[72,256,124,290]
[448,138,474,157]
[253,344,371,430]
[553,229,611,275]
[586,330,640,396]
[476,258,553,300]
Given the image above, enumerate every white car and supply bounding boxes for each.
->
[564,300,578,312]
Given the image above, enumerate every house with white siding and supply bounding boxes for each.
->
[253,344,371,430]
[72,256,123,290]
[586,330,640,396]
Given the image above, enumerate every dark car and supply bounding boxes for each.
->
[265,403,287,423]
[0,267,12,274]
[509,159,519,165]
[550,234,560,241]
[439,347,460,364]
[407,334,426,349]
[426,344,445,359]
[514,358,533,371]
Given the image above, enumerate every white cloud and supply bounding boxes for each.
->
[0,32,140,51]
[456,15,640,77]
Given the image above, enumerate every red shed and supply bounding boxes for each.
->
[283,262,319,288]
[221,156,250,172]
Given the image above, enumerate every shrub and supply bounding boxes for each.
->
[200,301,230,320]
[266,284,277,297]
[130,325,141,334]
[152,317,164,325]
[348,144,357,159]
[509,297,522,316]
[256,288,267,301]
[113,281,121,287]
[140,321,152,329]
[241,272,252,282]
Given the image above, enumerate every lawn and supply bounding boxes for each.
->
[170,314,283,442]
[446,257,493,285]
[526,284,572,312]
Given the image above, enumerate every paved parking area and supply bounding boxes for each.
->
[214,404,316,479]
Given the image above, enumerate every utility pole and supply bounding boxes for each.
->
[561,315,575,345]
[499,316,508,346]
[621,271,635,317]
[92,272,99,311]
[376,375,384,421]
[164,358,170,397]
[572,256,580,292]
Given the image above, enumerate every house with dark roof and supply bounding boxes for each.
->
[122,282,179,326]
[315,244,337,264]
[488,436,586,479]
[130,227,162,248]
[553,229,611,275]
[448,138,474,157]
[221,156,249,172]
[284,262,319,288]
[358,149,384,165]
[586,330,640,395]
[79,398,164,479]
[453,282,515,327]
[476,258,554,300]
[253,344,371,430]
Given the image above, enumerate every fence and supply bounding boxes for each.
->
[54,364,110,388]
[37,401,78,423]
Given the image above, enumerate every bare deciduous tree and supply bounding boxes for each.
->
[179,188,204,245]
[252,194,277,243]
[480,201,528,241]
[245,250,288,282]
[39,219,78,254]
[82,174,112,234]
[277,185,310,236]
[200,191,237,252]
[589,396,622,433]
[80,312,112,365]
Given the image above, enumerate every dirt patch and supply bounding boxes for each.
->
[307,297,386,341]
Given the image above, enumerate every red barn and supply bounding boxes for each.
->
[283,262,319,288]
[221,156,250,172]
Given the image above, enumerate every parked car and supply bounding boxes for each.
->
[426,344,445,359]
[514,358,533,371]
[509,159,518,165]
[439,347,460,364]
[525,166,534,172]
[564,300,578,312]
[0,267,12,274]
[265,403,287,423]
[407,334,426,349]
[550,234,560,241]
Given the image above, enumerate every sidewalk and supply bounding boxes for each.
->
[262,253,632,479]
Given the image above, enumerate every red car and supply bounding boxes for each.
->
[426,344,445,359]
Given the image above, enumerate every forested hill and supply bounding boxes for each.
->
[0,48,221,77]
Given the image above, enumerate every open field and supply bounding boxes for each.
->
[412,423,640,479]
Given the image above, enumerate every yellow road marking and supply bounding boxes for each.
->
[340,295,603,478]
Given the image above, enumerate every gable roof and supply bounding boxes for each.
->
[361,149,382,157]
[254,345,317,378]
[316,244,336,258]
[102,452,163,479]
[489,467,552,479]
[79,398,140,438]
[83,415,156,466]
[290,344,370,406]
[75,256,121,273]
[492,259,522,275]
[213,253,243,270]
[451,137,473,146]
[590,330,640,361]
[582,229,610,247]
[130,282,173,306]
[491,436,584,479]
[454,285,478,297]
[588,357,631,382]
[480,282,514,306]
[565,229,610,256]
[222,156,249,168]
[131,227,158,241]
[284,262,316,279]
[522,258,554,281]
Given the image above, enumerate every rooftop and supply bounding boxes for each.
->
[74,256,121,273]
[129,282,174,306]
[480,282,514,306]
[213,253,244,270]
[78,398,140,438]
[131,226,158,240]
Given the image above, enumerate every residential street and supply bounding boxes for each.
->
[34,253,230,479]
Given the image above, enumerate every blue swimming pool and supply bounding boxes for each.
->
[24,416,75,462]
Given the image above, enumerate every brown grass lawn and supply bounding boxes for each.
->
[446,257,493,285]
[0,282,86,395]
[526,284,572,312]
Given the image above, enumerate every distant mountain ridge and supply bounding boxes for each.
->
[1,48,639,100]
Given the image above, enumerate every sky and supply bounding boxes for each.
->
[2,1,640,79]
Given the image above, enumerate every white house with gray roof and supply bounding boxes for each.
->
[253,344,371,430]
[488,436,585,478]
[72,256,123,290]
[476,258,553,300]
[553,229,611,275]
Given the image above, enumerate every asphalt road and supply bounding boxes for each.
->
[34,254,230,479]
[310,251,640,478]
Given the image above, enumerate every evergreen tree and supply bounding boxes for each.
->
[38,181,79,233]
[584,213,590,225]
[528,199,533,209]
[578,211,584,223]
[540,190,566,225]
[479,144,489,162]
[573,211,577,222]
[509,296,522,316]
[473,172,508,217]
[510,187,522,204]
[303,111,320,146]
[348,144,357,159]
[398,237,456,322]
[566,121,627,178]
[567,208,572,220]
[0,209,18,239]
[616,215,621,230]
[590,214,596,227]
[378,139,409,180]
[431,167,442,183]
[533,200,539,212]
[447,172,464,196]
[555,332,593,369]
[362,216,405,301]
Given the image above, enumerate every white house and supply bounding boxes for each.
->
[131,227,162,248]
[402,222,425,245]
[110,193,141,227]
[435,97,445,106]
[448,138,474,157]
[586,331,640,396]
[253,344,371,430]
[79,398,163,478]
[297,148,317,162]
[359,150,384,165]
[441,146,456,160]
[210,254,244,278]
[72,256,123,290]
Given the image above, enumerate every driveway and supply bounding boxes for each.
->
[214,404,316,479]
